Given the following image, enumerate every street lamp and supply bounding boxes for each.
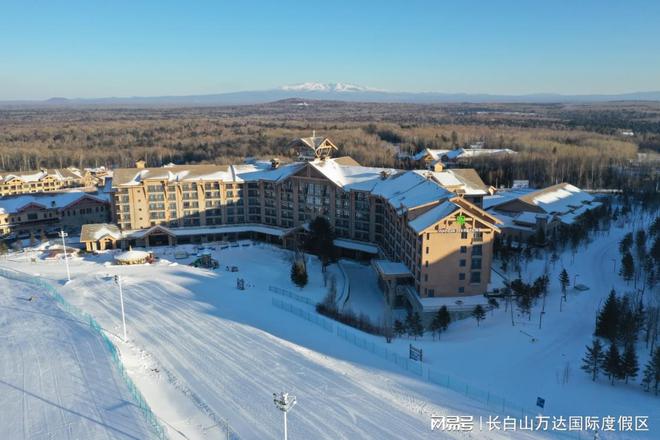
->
[573,274,580,287]
[273,392,297,440]
[114,275,127,342]
[59,230,71,283]
[611,258,616,273]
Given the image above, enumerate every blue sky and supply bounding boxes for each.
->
[1,0,659,99]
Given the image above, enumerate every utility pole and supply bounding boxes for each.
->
[273,392,297,440]
[59,230,71,282]
[114,275,127,342]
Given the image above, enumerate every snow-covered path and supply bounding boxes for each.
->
[0,277,155,440]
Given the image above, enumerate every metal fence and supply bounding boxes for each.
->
[268,285,318,306]
[0,267,167,439]
[271,297,334,332]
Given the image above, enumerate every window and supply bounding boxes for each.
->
[471,258,482,270]
[459,259,466,267]
[473,231,483,242]
[460,245,467,254]
[459,273,465,281]
[472,244,483,256]
[470,271,481,283]
[424,274,428,282]
[458,287,465,293]
[428,289,435,297]
[425,246,429,254]
[461,230,468,239]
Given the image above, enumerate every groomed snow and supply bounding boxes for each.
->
[1,245,545,440]
[0,277,156,440]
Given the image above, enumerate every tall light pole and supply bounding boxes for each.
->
[273,392,296,440]
[59,230,71,283]
[114,275,127,342]
[573,274,580,288]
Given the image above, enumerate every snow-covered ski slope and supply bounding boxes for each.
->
[2,244,547,440]
[0,277,156,440]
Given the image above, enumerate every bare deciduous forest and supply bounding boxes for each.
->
[0,99,658,191]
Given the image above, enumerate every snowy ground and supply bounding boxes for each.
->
[2,212,658,439]
[0,277,155,440]
[380,213,660,438]
[1,242,548,440]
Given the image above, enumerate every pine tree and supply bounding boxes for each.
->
[393,319,406,337]
[406,312,423,339]
[437,305,451,332]
[595,290,619,343]
[603,344,622,384]
[581,339,605,381]
[621,343,639,384]
[430,306,451,339]
[472,305,486,327]
[643,348,660,395]
[620,251,634,282]
[619,232,633,255]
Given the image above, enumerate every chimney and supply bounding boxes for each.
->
[379,170,389,180]
[135,159,146,169]
[270,158,280,169]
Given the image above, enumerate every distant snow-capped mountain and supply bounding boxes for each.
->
[280,82,384,93]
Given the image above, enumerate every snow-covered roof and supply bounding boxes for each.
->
[373,259,412,277]
[0,190,110,215]
[113,164,235,186]
[412,148,450,161]
[0,167,83,184]
[233,162,306,182]
[123,224,292,239]
[443,148,516,161]
[371,171,453,213]
[558,201,602,225]
[514,211,550,226]
[332,238,379,254]
[518,183,595,215]
[483,188,537,210]
[310,160,396,192]
[80,223,122,242]
[408,200,459,233]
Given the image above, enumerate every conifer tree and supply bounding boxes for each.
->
[621,343,639,384]
[430,306,451,339]
[472,305,486,327]
[406,312,424,339]
[603,344,622,384]
[620,251,634,282]
[393,319,406,337]
[595,290,619,343]
[581,339,605,381]
[640,348,660,395]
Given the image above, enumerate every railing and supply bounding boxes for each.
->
[0,267,167,439]
[273,296,586,439]
[268,285,317,306]
[271,297,334,332]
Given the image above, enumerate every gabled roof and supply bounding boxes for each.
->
[0,190,110,215]
[298,136,338,151]
[80,223,122,242]
[517,183,593,214]
[112,164,233,186]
